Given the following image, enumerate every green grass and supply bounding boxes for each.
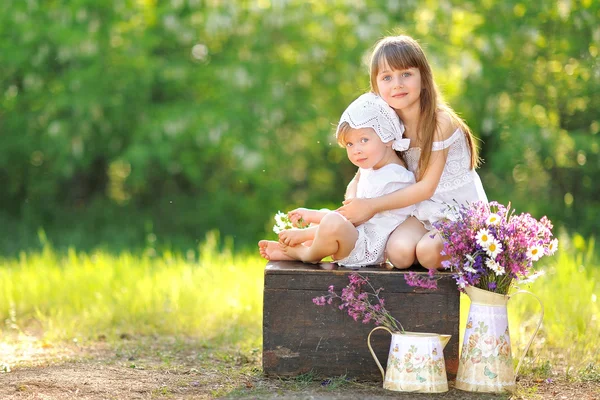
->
[508,234,599,367]
[1,231,598,373]
[0,231,264,349]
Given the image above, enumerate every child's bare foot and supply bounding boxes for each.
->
[258,240,294,261]
[279,229,313,247]
[281,244,317,263]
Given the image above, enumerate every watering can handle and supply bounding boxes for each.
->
[509,290,544,377]
[367,326,392,382]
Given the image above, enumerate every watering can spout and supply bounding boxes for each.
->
[439,334,451,349]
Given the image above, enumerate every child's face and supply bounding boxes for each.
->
[375,60,422,112]
[343,127,392,170]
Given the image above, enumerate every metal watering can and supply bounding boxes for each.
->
[368,328,452,393]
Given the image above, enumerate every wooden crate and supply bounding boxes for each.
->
[262,260,459,381]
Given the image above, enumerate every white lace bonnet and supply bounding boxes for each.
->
[335,92,410,151]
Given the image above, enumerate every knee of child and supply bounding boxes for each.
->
[386,240,415,268]
[416,240,442,269]
[319,212,348,236]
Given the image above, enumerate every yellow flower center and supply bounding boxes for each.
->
[532,249,538,255]
[482,234,488,241]
[489,243,497,252]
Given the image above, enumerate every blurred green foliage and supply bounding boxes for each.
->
[1,0,598,253]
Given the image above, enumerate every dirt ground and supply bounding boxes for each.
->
[0,335,598,400]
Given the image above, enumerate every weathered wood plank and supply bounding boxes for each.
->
[263,260,460,381]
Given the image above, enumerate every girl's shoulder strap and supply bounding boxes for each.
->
[432,128,462,151]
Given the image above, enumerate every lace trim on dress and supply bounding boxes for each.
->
[403,128,474,193]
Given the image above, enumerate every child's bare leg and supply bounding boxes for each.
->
[282,212,357,263]
[386,217,427,269]
[415,229,447,270]
[279,226,317,247]
[258,240,294,261]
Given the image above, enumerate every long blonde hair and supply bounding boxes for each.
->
[369,35,480,180]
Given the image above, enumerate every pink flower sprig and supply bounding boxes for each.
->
[313,273,404,333]
[404,269,439,290]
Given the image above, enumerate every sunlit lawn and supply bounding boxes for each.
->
[1,231,598,374]
[0,232,264,351]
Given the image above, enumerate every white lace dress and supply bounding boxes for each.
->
[404,128,488,230]
[336,164,416,268]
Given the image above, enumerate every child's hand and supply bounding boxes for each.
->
[336,198,374,226]
[287,208,311,227]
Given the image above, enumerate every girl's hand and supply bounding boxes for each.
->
[336,198,375,225]
[287,208,312,227]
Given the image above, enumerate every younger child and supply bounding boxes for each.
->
[258,93,415,267]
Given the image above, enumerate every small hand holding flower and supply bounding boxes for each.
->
[286,208,312,227]
[270,210,314,250]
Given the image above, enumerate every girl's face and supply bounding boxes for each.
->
[375,61,422,112]
[343,127,392,170]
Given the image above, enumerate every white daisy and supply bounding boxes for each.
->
[463,264,478,274]
[546,238,559,256]
[527,245,544,261]
[485,239,503,259]
[274,211,286,225]
[486,258,505,276]
[463,254,477,273]
[519,270,545,284]
[476,229,493,248]
[273,211,292,233]
[486,213,501,226]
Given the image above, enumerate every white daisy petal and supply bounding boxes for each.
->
[485,258,505,276]
[486,213,501,226]
[485,239,503,259]
[546,238,558,256]
[520,270,545,284]
[527,245,544,261]
[476,229,493,248]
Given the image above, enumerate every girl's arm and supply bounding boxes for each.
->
[344,170,360,199]
[337,115,454,225]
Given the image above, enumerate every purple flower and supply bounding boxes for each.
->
[404,271,439,290]
[312,273,403,332]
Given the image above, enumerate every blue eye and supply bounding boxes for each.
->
[383,75,391,81]
[402,72,411,78]
[361,138,369,143]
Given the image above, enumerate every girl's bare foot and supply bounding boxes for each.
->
[281,244,315,263]
[258,240,294,261]
[279,228,313,246]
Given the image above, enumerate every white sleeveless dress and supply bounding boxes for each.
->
[336,164,416,268]
[404,128,488,230]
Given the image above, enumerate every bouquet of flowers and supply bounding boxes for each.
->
[313,273,404,332]
[433,201,557,295]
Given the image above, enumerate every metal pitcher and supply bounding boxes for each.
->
[455,285,544,392]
